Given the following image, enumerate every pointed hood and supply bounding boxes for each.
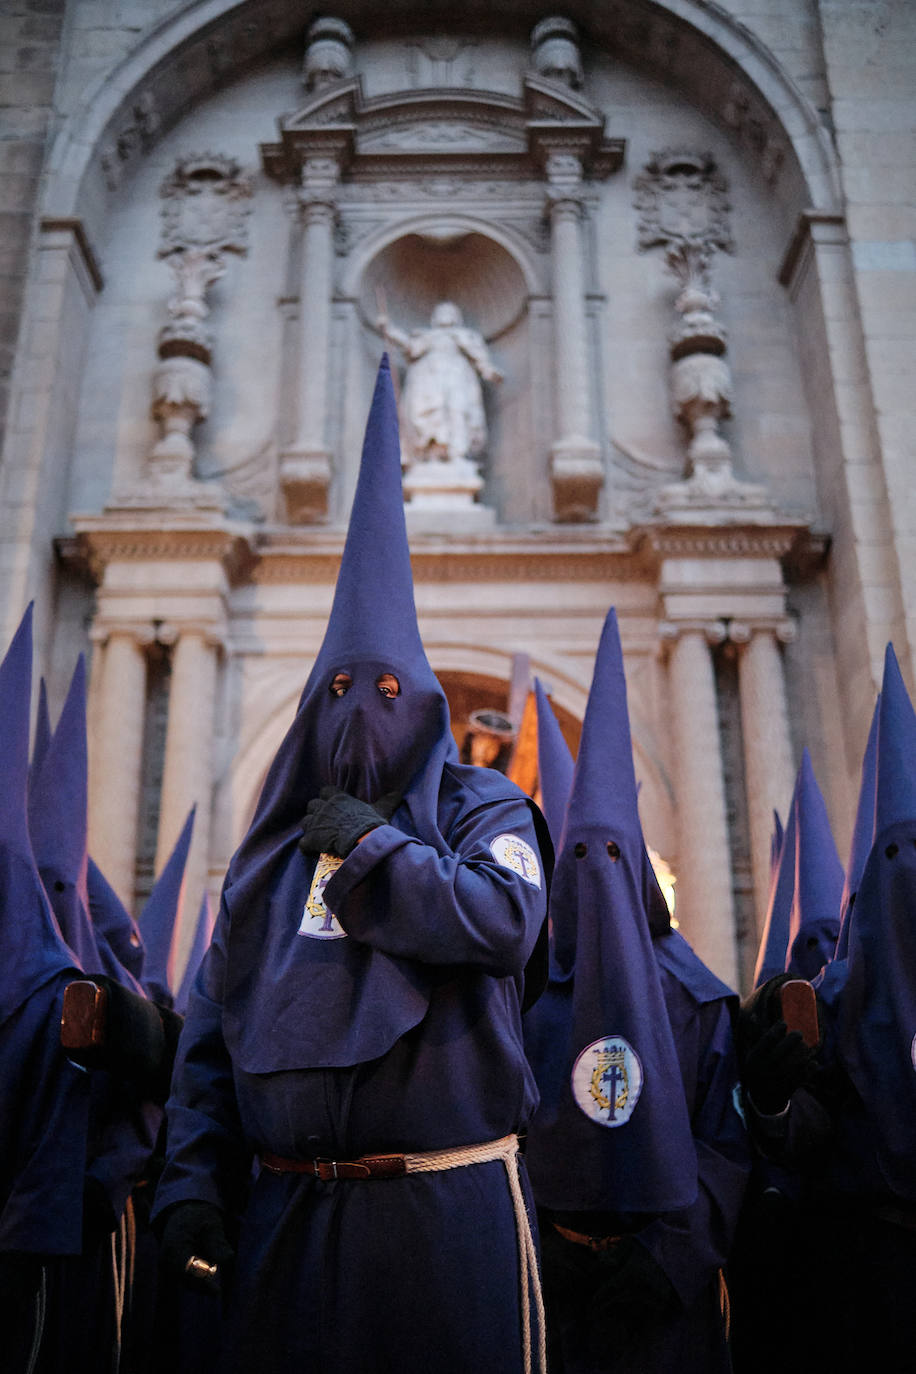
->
[784,750,844,980]
[139,806,195,1007]
[0,606,79,1024]
[769,811,784,892]
[534,678,574,853]
[87,857,145,983]
[219,356,512,1074]
[28,655,102,973]
[834,644,916,1198]
[835,694,880,960]
[30,675,52,782]
[524,609,696,1213]
[754,795,799,989]
[175,889,215,1016]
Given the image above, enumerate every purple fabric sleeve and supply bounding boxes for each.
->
[323,796,546,977]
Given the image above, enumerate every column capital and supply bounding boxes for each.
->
[659,618,728,648]
[299,154,340,218]
[90,620,159,649]
[166,620,228,653]
[545,150,585,216]
[730,617,797,647]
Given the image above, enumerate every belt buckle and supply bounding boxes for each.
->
[314,1157,339,1181]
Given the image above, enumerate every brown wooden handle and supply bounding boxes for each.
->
[779,978,819,1048]
[60,980,109,1051]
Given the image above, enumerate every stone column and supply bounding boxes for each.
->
[155,625,221,970]
[734,622,797,933]
[545,152,603,521]
[88,627,150,908]
[663,622,739,988]
[280,155,339,523]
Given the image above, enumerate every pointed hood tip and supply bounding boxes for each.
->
[876,642,916,831]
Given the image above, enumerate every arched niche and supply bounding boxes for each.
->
[355,228,530,343]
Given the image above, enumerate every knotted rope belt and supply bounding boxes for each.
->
[261,1134,546,1374]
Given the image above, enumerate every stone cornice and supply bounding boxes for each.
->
[58,519,258,585]
[250,525,644,584]
[58,516,828,588]
[635,520,821,565]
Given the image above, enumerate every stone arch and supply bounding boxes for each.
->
[42,0,840,241]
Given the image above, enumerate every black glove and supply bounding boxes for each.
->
[742,1019,818,1115]
[591,1236,676,1321]
[158,1200,234,1295]
[69,974,181,1104]
[298,787,399,859]
[588,1237,676,1361]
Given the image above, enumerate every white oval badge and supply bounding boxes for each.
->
[299,853,347,940]
[571,1036,643,1128]
[489,833,542,889]
[911,1032,916,1073]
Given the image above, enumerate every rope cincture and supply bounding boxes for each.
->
[402,1134,546,1374]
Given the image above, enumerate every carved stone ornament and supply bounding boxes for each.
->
[634,149,733,255]
[303,16,354,91]
[159,154,253,256]
[530,17,584,90]
[146,155,253,492]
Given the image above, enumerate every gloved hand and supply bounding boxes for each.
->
[742,1019,818,1115]
[591,1236,676,1322]
[69,974,181,1104]
[298,787,400,859]
[588,1237,676,1360]
[158,1200,234,1295]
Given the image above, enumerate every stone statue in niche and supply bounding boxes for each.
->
[378,303,502,516]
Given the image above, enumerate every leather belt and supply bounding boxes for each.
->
[552,1222,622,1252]
[260,1150,408,1181]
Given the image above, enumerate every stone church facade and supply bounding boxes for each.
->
[2,1,913,993]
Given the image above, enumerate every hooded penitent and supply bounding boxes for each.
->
[28,655,104,976]
[0,608,90,1260]
[175,889,215,1016]
[754,751,843,987]
[523,608,697,1213]
[784,752,844,981]
[533,678,574,855]
[0,606,80,1026]
[832,645,916,1198]
[139,806,195,1008]
[220,356,545,1074]
[87,857,146,983]
[835,694,880,962]
[28,655,144,996]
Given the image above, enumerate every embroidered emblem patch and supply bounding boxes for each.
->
[571,1036,643,1128]
[489,833,542,888]
[298,853,347,940]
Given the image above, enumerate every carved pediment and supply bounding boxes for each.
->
[261,76,623,182]
[357,120,526,156]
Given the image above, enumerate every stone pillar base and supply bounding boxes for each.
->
[550,438,603,522]
[280,449,332,524]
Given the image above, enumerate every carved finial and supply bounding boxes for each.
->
[530,17,583,89]
[303,16,354,90]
